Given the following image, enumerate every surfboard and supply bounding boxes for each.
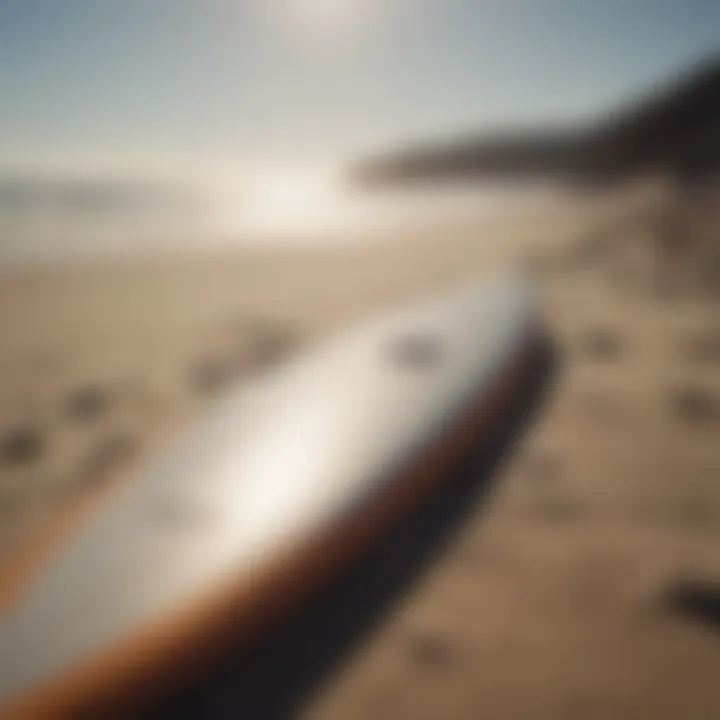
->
[0,273,544,718]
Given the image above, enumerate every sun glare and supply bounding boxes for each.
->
[275,0,373,40]
[240,165,348,237]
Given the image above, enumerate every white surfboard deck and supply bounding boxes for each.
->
[0,273,541,713]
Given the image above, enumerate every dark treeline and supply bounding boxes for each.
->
[354,55,720,187]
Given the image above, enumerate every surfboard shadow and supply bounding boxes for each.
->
[146,338,559,720]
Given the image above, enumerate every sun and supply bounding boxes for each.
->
[270,0,374,41]
[288,0,363,25]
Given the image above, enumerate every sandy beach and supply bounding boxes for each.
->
[1,182,719,718]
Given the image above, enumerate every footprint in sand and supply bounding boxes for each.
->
[65,385,112,423]
[662,579,720,629]
[405,635,457,669]
[579,327,624,362]
[668,385,720,424]
[0,427,45,466]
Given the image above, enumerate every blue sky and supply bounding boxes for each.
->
[1,0,719,172]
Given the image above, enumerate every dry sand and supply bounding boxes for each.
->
[1,181,719,718]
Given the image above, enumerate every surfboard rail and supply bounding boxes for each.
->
[0,275,547,719]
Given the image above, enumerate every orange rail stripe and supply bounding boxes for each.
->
[0,460,144,613]
[1,335,541,719]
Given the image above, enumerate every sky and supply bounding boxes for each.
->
[1,0,719,175]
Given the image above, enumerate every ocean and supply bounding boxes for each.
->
[0,165,565,267]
